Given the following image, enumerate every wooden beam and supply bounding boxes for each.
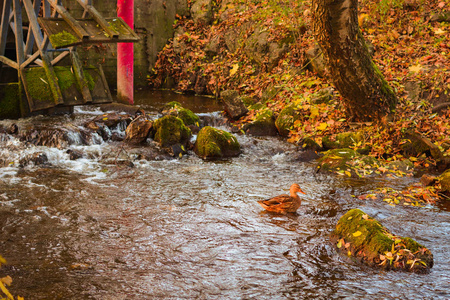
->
[0,0,12,56]
[12,0,25,65]
[0,55,19,69]
[47,0,89,40]
[51,50,69,65]
[24,0,42,55]
[76,0,119,38]
[23,0,45,51]
[21,51,40,68]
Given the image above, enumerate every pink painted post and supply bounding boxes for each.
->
[117,0,134,104]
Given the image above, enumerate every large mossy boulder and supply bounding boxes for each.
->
[243,109,278,136]
[401,130,443,161]
[152,115,191,148]
[275,104,302,137]
[194,126,241,159]
[161,101,200,126]
[332,209,433,273]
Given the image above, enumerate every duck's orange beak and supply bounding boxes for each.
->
[299,189,306,194]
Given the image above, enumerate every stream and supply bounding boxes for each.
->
[0,90,449,299]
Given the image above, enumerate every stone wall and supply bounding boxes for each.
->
[63,0,189,88]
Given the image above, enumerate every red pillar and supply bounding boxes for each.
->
[117,0,134,104]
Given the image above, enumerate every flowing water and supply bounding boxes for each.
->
[0,90,449,299]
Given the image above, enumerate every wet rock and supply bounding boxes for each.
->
[420,174,437,186]
[205,34,222,57]
[243,109,277,136]
[161,101,200,126]
[221,90,248,120]
[19,152,49,167]
[291,149,320,163]
[6,123,18,135]
[152,115,192,148]
[85,112,132,129]
[275,104,302,137]
[124,116,153,145]
[400,130,443,162]
[300,137,323,152]
[19,127,69,149]
[66,149,83,160]
[194,126,241,159]
[305,44,326,77]
[385,159,414,174]
[98,103,144,116]
[332,209,433,273]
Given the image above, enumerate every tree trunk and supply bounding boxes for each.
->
[312,0,397,122]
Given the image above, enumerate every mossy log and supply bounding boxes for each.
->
[332,209,433,273]
[194,126,240,159]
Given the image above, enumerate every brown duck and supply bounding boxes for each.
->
[257,183,306,214]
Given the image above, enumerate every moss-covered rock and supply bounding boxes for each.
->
[317,148,379,177]
[322,131,366,151]
[161,101,200,126]
[153,115,191,148]
[437,169,450,197]
[275,104,302,137]
[243,109,278,136]
[194,126,241,159]
[0,83,22,119]
[332,209,433,273]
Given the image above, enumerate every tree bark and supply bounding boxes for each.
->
[312,0,397,122]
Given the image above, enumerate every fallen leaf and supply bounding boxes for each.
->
[353,231,362,237]
[230,64,239,76]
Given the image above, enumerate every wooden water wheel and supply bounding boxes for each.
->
[0,0,139,118]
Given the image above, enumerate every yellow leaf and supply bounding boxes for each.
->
[317,122,328,131]
[434,28,447,35]
[337,240,342,248]
[1,275,12,286]
[310,107,319,119]
[102,117,108,121]
[353,231,362,237]
[409,64,423,73]
[179,153,183,158]
[230,64,239,76]
[345,170,352,177]
[347,216,353,220]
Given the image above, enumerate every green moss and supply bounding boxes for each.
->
[333,209,433,272]
[317,148,360,171]
[49,30,78,48]
[194,126,240,159]
[24,66,97,103]
[153,115,191,147]
[275,104,301,137]
[162,101,200,126]
[438,169,450,193]
[0,83,22,119]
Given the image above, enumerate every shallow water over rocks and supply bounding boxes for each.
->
[0,91,449,299]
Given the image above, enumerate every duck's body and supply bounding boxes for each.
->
[257,184,306,214]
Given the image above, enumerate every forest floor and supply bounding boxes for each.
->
[150,0,450,205]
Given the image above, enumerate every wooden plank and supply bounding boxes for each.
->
[46,0,89,40]
[38,17,140,49]
[76,0,119,38]
[22,0,44,52]
[50,50,69,65]
[0,0,12,56]
[0,55,19,69]
[70,49,92,104]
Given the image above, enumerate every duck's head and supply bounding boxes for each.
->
[291,183,306,194]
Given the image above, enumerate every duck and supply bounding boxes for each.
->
[257,183,306,214]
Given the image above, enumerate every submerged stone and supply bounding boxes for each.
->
[332,209,433,273]
[194,126,240,159]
